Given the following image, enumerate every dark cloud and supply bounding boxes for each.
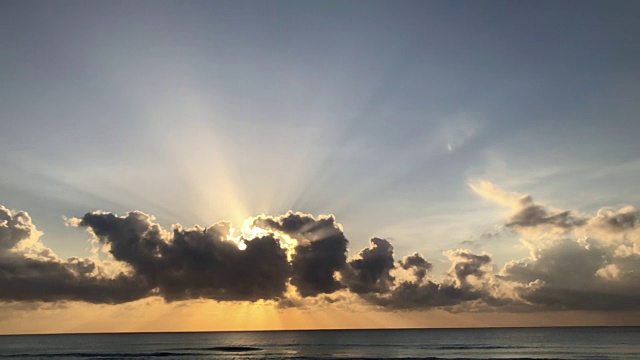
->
[0,206,149,304]
[0,255,149,303]
[161,229,290,301]
[2,187,640,313]
[367,281,475,309]
[361,249,493,309]
[2,206,499,309]
[252,212,348,297]
[399,253,432,281]
[341,238,396,294]
[507,196,585,229]
[449,250,491,288]
[79,212,291,302]
[79,211,166,280]
[500,239,640,311]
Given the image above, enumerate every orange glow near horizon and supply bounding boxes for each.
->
[2,298,639,335]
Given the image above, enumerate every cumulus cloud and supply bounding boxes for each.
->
[399,253,432,281]
[2,182,640,314]
[0,206,147,304]
[0,206,41,252]
[475,181,640,311]
[498,239,640,310]
[2,205,491,308]
[341,238,396,294]
[446,250,492,289]
[360,249,496,310]
[78,211,291,302]
[251,211,348,297]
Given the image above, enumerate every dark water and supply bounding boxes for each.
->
[0,327,638,359]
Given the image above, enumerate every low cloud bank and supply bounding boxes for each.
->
[1,181,639,312]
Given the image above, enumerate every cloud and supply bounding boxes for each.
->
[499,239,640,310]
[469,180,527,208]
[470,180,586,249]
[251,211,348,297]
[341,237,396,294]
[1,183,640,314]
[0,206,40,251]
[4,206,488,308]
[0,206,148,304]
[399,253,432,281]
[469,180,585,230]
[78,211,291,302]
[446,250,492,288]
[0,255,149,304]
[361,250,495,310]
[476,181,640,311]
[459,227,503,250]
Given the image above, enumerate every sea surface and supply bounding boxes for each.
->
[0,327,638,359]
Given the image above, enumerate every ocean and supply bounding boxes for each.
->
[0,327,638,359]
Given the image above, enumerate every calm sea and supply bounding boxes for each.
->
[0,327,638,359]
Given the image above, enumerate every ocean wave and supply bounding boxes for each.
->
[171,346,262,352]
[429,344,530,350]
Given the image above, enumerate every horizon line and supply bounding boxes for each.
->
[2,324,638,337]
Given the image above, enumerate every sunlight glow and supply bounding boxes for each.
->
[237,240,247,251]
[237,217,299,260]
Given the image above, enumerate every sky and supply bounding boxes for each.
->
[1,0,640,334]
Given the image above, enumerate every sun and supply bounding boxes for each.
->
[224,217,299,259]
[237,240,247,251]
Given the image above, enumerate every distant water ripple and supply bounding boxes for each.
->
[0,327,638,359]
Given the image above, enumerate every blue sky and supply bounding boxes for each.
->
[1,1,640,332]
